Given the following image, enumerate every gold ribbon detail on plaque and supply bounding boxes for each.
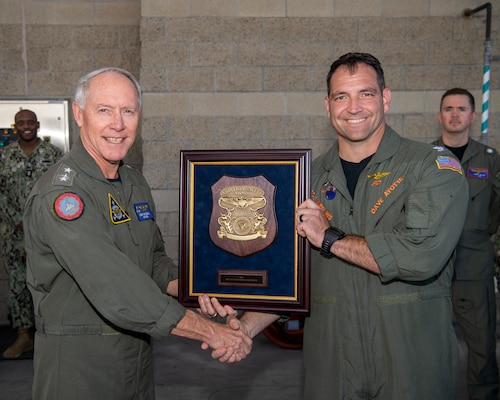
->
[209,175,277,257]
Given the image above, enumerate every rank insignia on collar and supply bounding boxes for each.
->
[322,180,336,200]
[134,202,154,221]
[54,192,84,221]
[108,193,131,224]
[53,163,77,186]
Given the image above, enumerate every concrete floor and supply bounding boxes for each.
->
[0,317,497,399]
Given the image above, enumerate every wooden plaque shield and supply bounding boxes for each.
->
[209,175,277,257]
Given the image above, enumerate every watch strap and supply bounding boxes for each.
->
[320,227,346,259]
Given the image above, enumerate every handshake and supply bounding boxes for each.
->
[171,294,279,364]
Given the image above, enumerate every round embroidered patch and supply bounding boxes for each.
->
[54,192,84,221]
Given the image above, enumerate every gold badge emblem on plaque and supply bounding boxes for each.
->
[209,175,277,257]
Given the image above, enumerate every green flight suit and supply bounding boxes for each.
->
[433,137,500,400]
[304,127,468,400]
[24,139,186,400]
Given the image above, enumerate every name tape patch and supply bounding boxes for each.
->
[467,167,489,179]
[134,202,154,221]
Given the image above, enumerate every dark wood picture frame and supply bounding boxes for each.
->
[179,149,311,313]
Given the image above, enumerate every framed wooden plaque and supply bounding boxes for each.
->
[179,149,311,313]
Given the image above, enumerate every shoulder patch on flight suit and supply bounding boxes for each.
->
[435,155,462,174]
[53,192,85,221]
[108,193,131,224]
[53,163,77,186]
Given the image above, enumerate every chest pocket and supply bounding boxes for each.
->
[467,171,490,201]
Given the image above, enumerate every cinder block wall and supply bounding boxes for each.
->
[0,0,499,324]
[140,0,500,264]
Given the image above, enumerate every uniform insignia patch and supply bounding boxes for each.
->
[435,156,463,174]
[53,192,84,221]
[322,180,336,200]
[134,202,154,221]
[468,167,489,179]
[108,193,131,224]
[368,172,391,180]
[368,171,391,186]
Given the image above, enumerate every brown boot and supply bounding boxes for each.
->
[2,328,34,359]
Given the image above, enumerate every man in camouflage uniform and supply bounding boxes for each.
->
[0,109,63,358]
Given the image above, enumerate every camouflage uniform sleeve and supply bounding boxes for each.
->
[0,149,8,225]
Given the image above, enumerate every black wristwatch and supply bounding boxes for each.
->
[320,227,346,259]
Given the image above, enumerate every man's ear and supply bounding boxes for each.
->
[470,111,477,124]
[72,101,83,128]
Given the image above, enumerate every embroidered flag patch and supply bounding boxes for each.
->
[435,156,462,174]
[134,202,154,221]
[108,193,131,224]
[54,192,85,221]
[467,167,489,179]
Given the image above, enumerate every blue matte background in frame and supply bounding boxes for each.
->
[191,163,297,297]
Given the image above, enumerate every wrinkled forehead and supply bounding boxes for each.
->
[87,71,140,108]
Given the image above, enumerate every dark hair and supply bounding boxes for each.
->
[326,53,385,96]
[15,109,38,123]
[440,88,475,112]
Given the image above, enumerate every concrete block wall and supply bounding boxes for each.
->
[140,0,500,264]
[0,0,499,324]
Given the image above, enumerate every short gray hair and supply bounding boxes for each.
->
[74,67,142,110]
